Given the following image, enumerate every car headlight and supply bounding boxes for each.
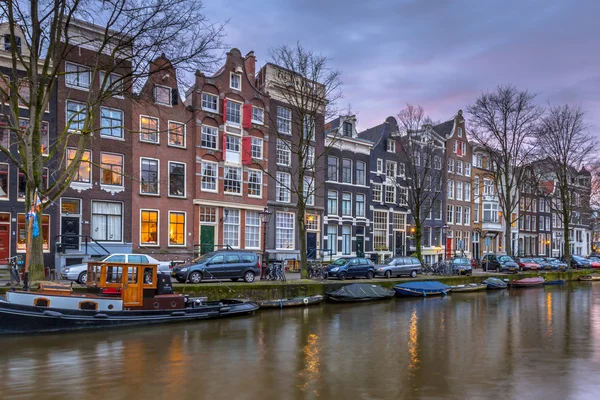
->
[180,267,188,272]
[62,268,70,273]
[330,267,339,272]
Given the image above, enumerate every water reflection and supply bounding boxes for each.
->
[546,292,553,336]
[298,333,321,396]
[408,309,419,376]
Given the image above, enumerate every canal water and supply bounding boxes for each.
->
[1,282,600,400]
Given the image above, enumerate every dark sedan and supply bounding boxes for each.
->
[451,258,472,276]
[326,257,375,280]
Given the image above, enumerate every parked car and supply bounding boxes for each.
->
[451,257,472,276]
[518,257,543,271]
[61,254,172,284]
[481,254,519,273]
[171,251,260,283]
[588,256,600,268]
[571,255,591,269]
[544,257,568,271]
[326,257,375,280]
[375,256,422,278]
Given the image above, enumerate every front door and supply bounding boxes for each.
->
[61,216,80,250]
[356,236,364,258]
[122,266,142,307]
[395,231,404,256]
[307,232,317,259]
[0,225,9,261]
[200,225,215,254]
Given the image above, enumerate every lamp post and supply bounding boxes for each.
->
[259,207,272,280]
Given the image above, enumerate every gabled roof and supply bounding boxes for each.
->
[433,119,454,138]
[358,116,398,147]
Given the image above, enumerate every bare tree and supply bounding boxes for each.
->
[397,104,445,262]
[258,43,342,278]
[467,85,543,257]
[0,0,224,281]
[533,104,595,263]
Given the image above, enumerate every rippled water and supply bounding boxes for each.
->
[2,283,600,400]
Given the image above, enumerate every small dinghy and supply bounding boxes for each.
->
[326,284,395,302]
[511,277,545,287]
[483,277,507,290]
[393,281,451,297]
[258,295,324,309]
[450,283,488,293]
[544,280,565,285]
[579,274,600,281]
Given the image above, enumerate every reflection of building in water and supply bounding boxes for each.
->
[298,333,321,395]
[408,310,419,375]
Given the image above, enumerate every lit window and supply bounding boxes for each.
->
[168,121,185,147]
[100,153,123,186]
[140,210,158,245]
[223,167,241,194]
[18,214,49,251]
[169,212,185,246]
[373,211,388,251]
[140,116,159,143]
[67,148,91,183]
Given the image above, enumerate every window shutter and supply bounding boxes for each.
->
[223,98,228,122]
[242,104,252,129]
[457,141,462,156]
[171,88,179,105]
[221,132,227,161]
[152,86,157,102]
[242,136,252,164]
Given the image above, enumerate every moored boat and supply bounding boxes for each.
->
[258,295,324,309]
[483,277,508,290]
[326,283,395,302]
[0,262,259,335]
[450,283,487,293]
[393,281,451,297]
[544,279,565,285]
[579,274,600,281]
[510,277,545,287]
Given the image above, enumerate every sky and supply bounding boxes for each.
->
[203,0,600,133]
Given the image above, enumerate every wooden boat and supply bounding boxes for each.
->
[510,277,545,287]
[393,281,451,297]
[450,283,488,293]
[0,262,258,335]
[258,295,324,309]
[483,277,507,290]
[326,284,395,302]
[579,274,600,281]
[544,279,565,285]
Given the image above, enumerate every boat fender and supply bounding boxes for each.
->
[303,297,309,305]
[94,313,108,319]
[42,310,63,317]
[220,306,231,313]
[171,311,186,316]
[153,302,160,309]
[171,301,177,308]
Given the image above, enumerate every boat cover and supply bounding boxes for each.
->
[327,284,394,300]
[395,281,450,291]
[484,277,506,286]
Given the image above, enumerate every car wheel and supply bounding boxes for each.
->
[243,271,255,283]
[188,271,202,284]
[410,270,417,278]
[385,270,392,279]
[77,272,87,285]
[231,278,239,282]
[366,271,374,279]
[339,272,347,280]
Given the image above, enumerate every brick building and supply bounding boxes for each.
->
[188,49,269,255]
[131,56,195,262]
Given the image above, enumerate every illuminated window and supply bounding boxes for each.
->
[17,214,49,251]
[168,121,185,147]
[140,116,159,143]
[169,212,185,246]
[67,148,91,184]
[100,153,123,186]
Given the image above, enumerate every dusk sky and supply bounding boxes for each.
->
[203,0,600,133]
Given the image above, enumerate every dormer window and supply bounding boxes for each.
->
[4,35,21,54]
[387,140,396,153]
[343,121,352,137]
[458,127,463,137]
[154,85,171,105]
[230,73,241,90]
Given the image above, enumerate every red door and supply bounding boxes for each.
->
[0,225,10,261]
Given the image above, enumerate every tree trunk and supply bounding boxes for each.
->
[27,220,45,282]
[297,208,308,279]
[504,213,512,257]
[414,219,423,263]
[563,212,571,266]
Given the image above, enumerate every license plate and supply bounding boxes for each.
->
[171,272,177,276]
[460,269,465,273]
[545,266,551,270]
[532,267,537,270]
[509,268,515,271]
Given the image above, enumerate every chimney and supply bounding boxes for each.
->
[244,51,256,82]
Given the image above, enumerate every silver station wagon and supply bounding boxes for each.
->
[375,256,422,278]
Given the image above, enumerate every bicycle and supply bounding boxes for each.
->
[308,261,327,280]
[266,262,286,282]
[5,255,21,287]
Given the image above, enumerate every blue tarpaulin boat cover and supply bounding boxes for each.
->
[395,281,450,291]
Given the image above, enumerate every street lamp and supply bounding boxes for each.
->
[259,207,272,280]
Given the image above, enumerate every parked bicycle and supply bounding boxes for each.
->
[266,262,286,282]
[5,255,21,286]
[307,261,327,280]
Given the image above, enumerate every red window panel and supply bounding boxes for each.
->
[241,136,252,164]
[221,132,227,161]
[223,98,228,122]
[242,104,252,129]
[457,141,462,156]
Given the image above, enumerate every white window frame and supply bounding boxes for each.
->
[168,211,187,247]
[226,99,242,126]
[230,73,241,90]
[223,167,242,195]
[223,208,240,248]
[277,106,291,135]
[448,158,454,173]
[168,161,186,198]
[168,120,186,148]
[276,139,291,166]
[447,205,454,224]
[356,194,365,218]
[245,211,261,249]
[139,157,160,195]
[201,92,219,113]
[448,180,454,200]
[201,125,218,150]
[99,71,123,98]
[376,159,383,173]
[373,183,382,203]
[66,100,87,133]
[276,171,291,203]
[304,176,314,206]
[140,209,160,247]
[65,62,91,90]
[251,106,264,125]
[100,152,124,187]
[200,161,218,193]
[251,137,263,159]
[276,212,295,250]
[247,169,262,198]
[90,200,123,243]
[154,85,172,106]
[139,115,159,144]
[100,106,124,140]
[387,140,396,153]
